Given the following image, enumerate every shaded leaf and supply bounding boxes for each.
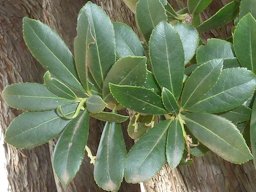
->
[221,106,251,124]
[86,95,106,114]
[239,0,256,19]
[181,59,223,108]
[250,97,256,168]
[136,0,167,41]
[110,84,166,115]
[184,112,253,164]
[144,70,161,94]
[23,17,85,96]
[90,112,128,123]
[234,14,256,73]
[53,111,89,186]
[162,88,179,114]
[125,120,171,183]
[2,83,73,111]
[166,119,184,168]
[114,22,144,58]
[188,0,212,15]
[94,122,126,191]
[149,21,184,98]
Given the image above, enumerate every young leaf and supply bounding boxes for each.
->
[136,0,167,41]
[181,59,223,109]
[234,14,256,73]
[90,112,128,123]
[149,21,184,98]
[125,120,171,183]
[239,0,256,19]
[103,56,147,103]
[122,0,138,13]
[166,119,184,169]
[74,6,93,91]
[197,1,239,32]
[86,95,106,114]
[23,17,85,97]
[2,83,74,111]
[85,2,116,89]
[221,106,251,124]
[196,39,235,64]
[4,104,77,149]
[188,0,212,15]
[188,68,256,113]
[94,122,126,191]
[114,22,144,58]
[184,113,253,164]
[44,71,77,100]
[52,111,89,186]
[110,84,167,115]
[161,88,179,114]
[250,98,256,168]
[174,23,199,65]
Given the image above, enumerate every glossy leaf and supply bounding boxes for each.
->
[234,14,256,73]
[197,1,239,32]
[166,119,184,168]
[239,0,256,19]
[2,83,73,111]
[181,59,223,108]
[188,68,256,113]
[149,21,184,98]
[74,6,93,91]
[174,23,199,64]
[53,111,89,186]
[110,84,166,115]
[136,0,167,41]
[162,88,179,114]
[94,122,126,191]
[86,95,106,114]
[196,39,235,64]
[90,112,129,123]
[250,98,256,168]
[188,0,212,15]
[23,17,85,97]
[4,104,77,149]
[44,71,77,100]
[125,120,171,183]
[184,113,253,164]
[103,56,147,103]
[221,106,251,124]
[85,2,116,89]
[114,22,144,58]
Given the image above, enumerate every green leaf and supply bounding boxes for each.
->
[110,84,166,115]
[44,71,77,100]
[181,59,223,108]
[136,0,167,41]
[94,122,126,191]
[114,22,144,58]
[234,14,256,73]
[52,111,89,186]
[144,70,161,94]
[221,106,251,124]
[103,56,147,103]
[197,1,239,32]
[86,95,106,114]
[161,88,179,114]
[2,83,73,111]
[239,0,256,19]
[122,0,138,12]
[125,120,171,183]
[166,119,184,168]
[184,113,253,164]
[90,112,128,123]
[174,23,199,65]
[188,0,212,15]
[85,2,116,90]
[250,97,256,168]
[165,2,178,20]
[74,6,93,91]
[188,68,256,113]
[4,104,77,149]
[196,39,235,64]
[23,17,85,97]
[149,21,184,98]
